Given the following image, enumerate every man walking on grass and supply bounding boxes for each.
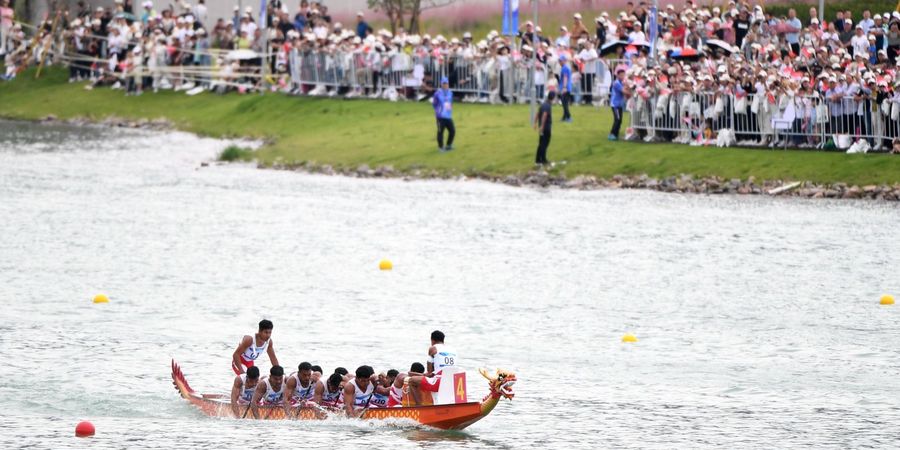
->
[433,77,455,152]
[609,68,629,141]
[534,91,555,166]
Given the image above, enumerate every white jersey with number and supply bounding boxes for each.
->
[349,380,374,408]
[262,377,284,405]
[289,373,315,402]
[432,343,458,374]
[241,336,269,363]
[238,374,256,403]
[317,379,343,408]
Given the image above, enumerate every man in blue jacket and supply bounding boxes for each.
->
[559,54,573,123]
[433,77,455,152]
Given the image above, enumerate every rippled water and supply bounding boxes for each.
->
[0,120,898,449]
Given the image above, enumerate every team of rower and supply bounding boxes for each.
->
[229,320,457,418]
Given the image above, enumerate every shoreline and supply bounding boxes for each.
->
[17,114,900,201]
[2,68,900,202]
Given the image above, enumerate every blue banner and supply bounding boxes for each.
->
[259,0,267,28]
[502,0,519,36]
[648,6,657,57]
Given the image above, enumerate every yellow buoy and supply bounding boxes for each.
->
[880,294,895,305]
[621,333,638,343]
[379,259,393,271]
[93,294,109,304]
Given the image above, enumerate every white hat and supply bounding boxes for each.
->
[522,44,533,52]
[811,18,819,24]
[356,11,364,17]
[233,5,239,11]
[573,13,582,19]
[143,1,153,8]
[245,6,252,13]
[874,14,882,20]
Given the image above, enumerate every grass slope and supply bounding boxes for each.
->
[2,68,900,186]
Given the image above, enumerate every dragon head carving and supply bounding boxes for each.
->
[479,368,517,400]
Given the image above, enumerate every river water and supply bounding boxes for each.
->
[0,120,898,449]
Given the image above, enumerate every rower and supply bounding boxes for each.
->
[313,372,344,409]
[284,361,315,414]
[310,365,323,384]
[230,366,260,417]
[407,330,458,405]
[232,319,279,375]
[343,365,375,417]
[249,365,285,418]
[387,362,425,407]
[367,370,397,409]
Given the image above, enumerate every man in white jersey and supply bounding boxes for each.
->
[387,362,425,407]
[314,372,345,409]
[343,365,375,417]
[284,361,316,415]
[249,365,285,418]
[230,366,260,416]
[367,371,397,408]
[407,330,458,405]
[232,319,280,375]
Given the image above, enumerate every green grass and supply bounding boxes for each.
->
[2,67,900,186]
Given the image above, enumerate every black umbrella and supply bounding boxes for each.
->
[599,40,629,56]
[706,39,738,55]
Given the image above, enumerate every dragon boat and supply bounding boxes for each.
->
[171,360,516,430]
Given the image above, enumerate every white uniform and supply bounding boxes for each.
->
[233,336,270,374]
[348,380,374,408]
[317,378,343,408]
[368,391,388,408]
[261,377,284,405]
[237,374,256,404]
[432,343,458,374]
[288,373,315,404]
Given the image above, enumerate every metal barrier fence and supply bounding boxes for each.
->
[628,91,900,151]
[285,49,628,105]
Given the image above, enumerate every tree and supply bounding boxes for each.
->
[366,0,455,34]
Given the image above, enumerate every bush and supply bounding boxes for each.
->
[218,145,254,162]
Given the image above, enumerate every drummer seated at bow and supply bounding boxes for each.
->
[283,361,316,415]
[232,319,279,375]
[407,330,458,405]
[249,365,285,418]
[230,366,260,417]
[343,365,375,417]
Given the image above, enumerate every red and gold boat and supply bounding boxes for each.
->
[171,360,516,430]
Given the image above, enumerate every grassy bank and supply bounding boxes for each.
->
[2,67,900,186]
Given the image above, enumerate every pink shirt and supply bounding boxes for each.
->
[1,7,14,27]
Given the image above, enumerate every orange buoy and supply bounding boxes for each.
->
[75,421,95,437]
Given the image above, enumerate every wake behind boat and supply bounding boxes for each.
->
[171,360,516,430]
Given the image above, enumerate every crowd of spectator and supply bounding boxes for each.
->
[3,0,900,151]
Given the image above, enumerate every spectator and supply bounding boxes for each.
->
[433,77,455,152]
[356,11,371,38]
[534,91,555,166]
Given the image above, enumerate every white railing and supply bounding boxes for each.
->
[629,91,899,151]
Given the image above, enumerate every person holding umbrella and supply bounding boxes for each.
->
[433,76,455,152]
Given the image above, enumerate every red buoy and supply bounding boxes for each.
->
[75,421,95,437]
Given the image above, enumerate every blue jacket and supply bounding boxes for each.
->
[560,65,573,92]
[433,89,453,119]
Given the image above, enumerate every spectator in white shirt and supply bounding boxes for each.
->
[849,25,869,57]
[577,40,598,104]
